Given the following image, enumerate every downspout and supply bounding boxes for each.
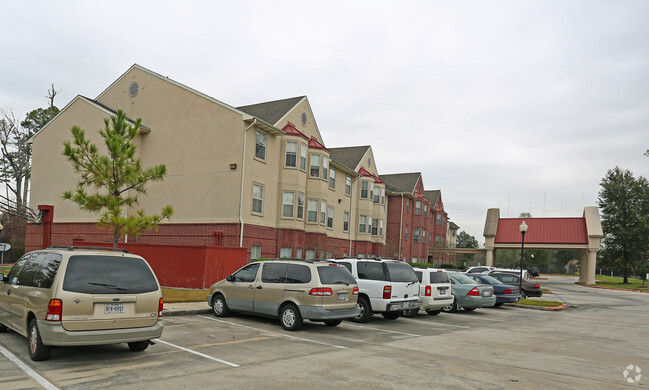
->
[239,119,257,247]
[398,194,404,260]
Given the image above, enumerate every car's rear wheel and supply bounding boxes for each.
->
[324,320,342,327]
[351,296,372,323]
[494,302,503,307]
[0,322,7,332]
[279,304,303,331]
[212,295,230,317]
[464,307,476,311]
[28,318,51,361]
[521,290,528,299]
[442,300,458,313]
[128,341,149,352]
[382,312,400,320]
[426,310,441,316]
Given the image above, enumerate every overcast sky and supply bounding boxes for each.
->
[2,1,648,244]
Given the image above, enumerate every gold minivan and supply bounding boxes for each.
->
[207,259,360,330]
[0,246,164,361]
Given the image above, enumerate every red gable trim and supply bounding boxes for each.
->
[495,218,588,245]
[308,136,330,153]
[358,166,385,184]
[282,121,309,141]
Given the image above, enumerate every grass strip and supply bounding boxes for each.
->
[515,299,563,307]
[162,287,210,303]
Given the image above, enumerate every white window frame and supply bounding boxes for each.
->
[255,130,266,160]
[307,199,318,223]
[361,181,369,199]
[329,168,336,189]
[320,200,327,224]
[297,192,305,220]
[252,183,264,214]
[345,176,352,196]
[282,191,295,218]
[285,141,297,168]
[251,245,262,259]
[280,247,292,258]
[343,211,350,232]
[322,155,329,180]
[359,215,367,233]
[310,154,321,178]
[300,143,307,171]
[327,206,334,228]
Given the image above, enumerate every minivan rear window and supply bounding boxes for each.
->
[428,271,449,284]
[62,255,159,294]
[317,266,356,285]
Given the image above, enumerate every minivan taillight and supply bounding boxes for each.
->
[352,287,359,295]
[309,288,333,296]
[383,286,392,299]
[46,299,62,321]
[467,287,480,296]
[158,297,164,317]
[503,288,512,294]
[425,286,432,297]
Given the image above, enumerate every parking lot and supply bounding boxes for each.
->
[2,276,648,389]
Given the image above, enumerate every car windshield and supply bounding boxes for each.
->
[449,272,479,284]
[63,255,159,294]
[317,266,357,284]
[385,262,418,283]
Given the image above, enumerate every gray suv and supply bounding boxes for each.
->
[0,246,164,361]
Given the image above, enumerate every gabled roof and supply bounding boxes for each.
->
[358,167,384,184]
[449,221,460,230]
[282,122,309,141]
[308,136,329,152]
[379,172,421,194]
[237,96,305,125]
[495,218,588,245]
[329,146,371,172]
[424,190,440,204]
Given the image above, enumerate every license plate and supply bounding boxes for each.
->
[439,288,447,294]
[105,303,124,314]
[482,291,491,297]
[337,293,347,301]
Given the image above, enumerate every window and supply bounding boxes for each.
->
[345,176,351,195]
[405,226,409,240]
[310,154,321,177]
[320,201,327,224]
[297,193,305,219]
[361,181,369,199]
[252,184,264,214]
[296,248,303,259]
[435,235,440,243]
[436,214,442,225]
[6,254,31,284]
[232,263,260,282]
[282,191,295,218]
[343,212,350,232]
[305,249,316,260]
[371,218,378,235]
[329,168,336,189]
[251,245,262,259]
[422,230,426,243]
[285,141,297,167]
[406,200,410,213]
[16,252,61,288]
[424,204,428,215]
[357,262,386,281]
[414,227,420,242]
[415,200,422,215]
[63,255,158,294]
[380,219,384,237]
[323,156,329,180]
[280,247,292,258]
[255,130,266,160]
[373,185,380,203]
[381,188,385,205]
[300,143,307,171]
[307,199,318,223]
[262,263,311,284]
[327,206,334,228]
[359,215,367,233]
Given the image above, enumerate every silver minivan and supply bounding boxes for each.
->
[0,246,164,361]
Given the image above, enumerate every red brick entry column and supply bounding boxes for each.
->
[38,205,54,249]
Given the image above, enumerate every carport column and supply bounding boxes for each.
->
[579,251,589,284]
[483,208,499,267]
[585,250,597,284]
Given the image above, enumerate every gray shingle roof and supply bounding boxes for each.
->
[329,146,371,171]
[424,190,441,205]
[237,96,305,125]
[379,172,421,194]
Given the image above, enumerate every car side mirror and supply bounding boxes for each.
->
[226,275,234,282]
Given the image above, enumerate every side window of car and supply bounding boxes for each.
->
[414,271,423,283]
[17,252,47,287]
[286,264,311,284]
[501,275,514,283]
[357,262,386,281]
[233,263,260,283]
[37,253,63,289]
[5,254,32,285]
[339,262,352,274]
[261,263,288,283]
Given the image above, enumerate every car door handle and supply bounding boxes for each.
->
[256,286,263,290]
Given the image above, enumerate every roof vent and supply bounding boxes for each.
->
[129,82,139,97]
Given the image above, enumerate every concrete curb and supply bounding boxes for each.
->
[577,282,649,293]
[163,308,212,317]
[504,303,567,311]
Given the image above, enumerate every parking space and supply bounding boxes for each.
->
[1,277,648,389]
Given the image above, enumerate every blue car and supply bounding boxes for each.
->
[464,273,521,306]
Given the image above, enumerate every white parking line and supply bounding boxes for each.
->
[343,323,422,337]
[0,344,59,390]
[197,315,348,349]
[153,339,239,367]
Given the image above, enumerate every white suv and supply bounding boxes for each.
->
[404,267,454,316]
[330,259,420,322]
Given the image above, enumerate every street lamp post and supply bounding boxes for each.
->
[0,222,3,271]
[519,221,528,297]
